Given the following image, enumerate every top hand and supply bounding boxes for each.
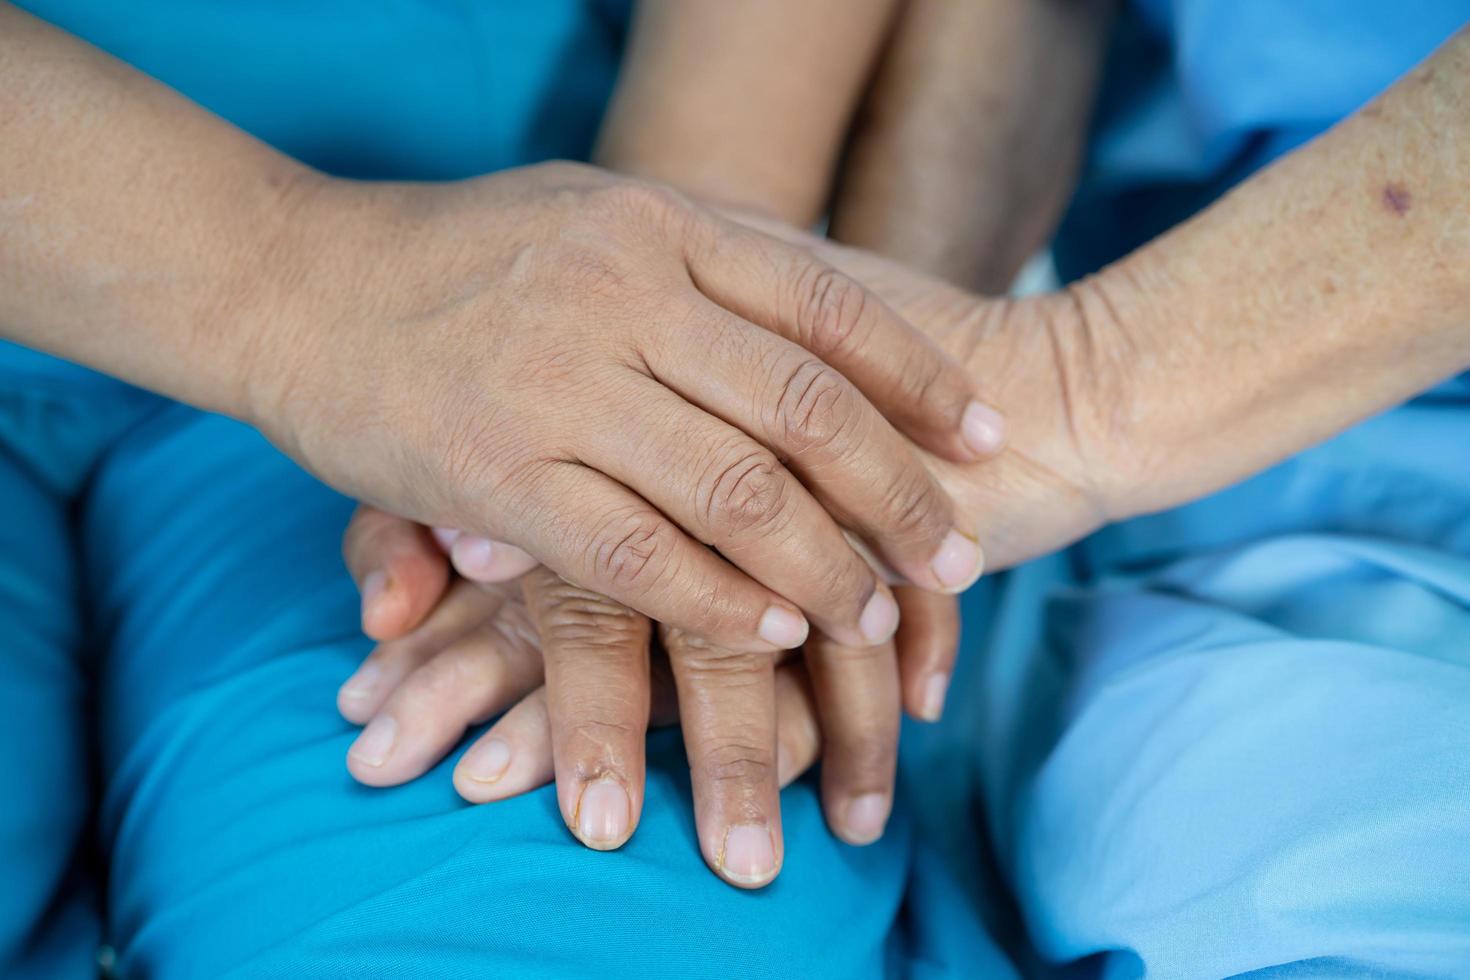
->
[254,163,1000,654]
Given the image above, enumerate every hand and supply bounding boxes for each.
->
[727,214,1125,569]
[254,162,1001,656]
[339,506,961,888]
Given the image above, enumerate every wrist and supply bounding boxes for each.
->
[229,169,376,447]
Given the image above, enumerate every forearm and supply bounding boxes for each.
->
[1076,29,1470,519]
[595,0,898,225]
[0,4,319,420]
[830,0,1115,291]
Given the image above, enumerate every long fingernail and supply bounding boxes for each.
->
[463,738,512,783]
[758,605,809,649]
[929,530,984,592]
[858,589,899,645]
[359,570,389,627]
[842,793,890,845]
[962,401,1007,456]
[340,662,381,703]
[918,672,950,722]
[720,823,777,886]
[575,779,632,850]
[349,714,398,768]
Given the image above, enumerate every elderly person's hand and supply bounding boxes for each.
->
[250,162,1003,654]
[340,504,957,888]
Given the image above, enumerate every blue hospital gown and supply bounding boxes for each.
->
[0,1,1466,977]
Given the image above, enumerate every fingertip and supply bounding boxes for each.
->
[571,777,635,851]
[927,529,985,594]
[858,587,900,646]
[452,535,539,583]
[345,714,400,786]
[834,792,891,847]
[337,661,382,724]
[913,672,950,723]
[715,823,781,889]
[359,570,405,640]
[453,736,515,802]
[961,400,1007,458]
[757,604,809,650]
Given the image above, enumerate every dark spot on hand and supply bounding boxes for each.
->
[1381,183,1412,216]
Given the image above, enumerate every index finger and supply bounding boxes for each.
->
[685,216,1005,462]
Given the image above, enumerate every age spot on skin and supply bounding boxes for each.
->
[1381,183,1412,216]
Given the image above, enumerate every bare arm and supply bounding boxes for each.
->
[595,0,899,225]
[830,0,1116,292]
[0,2,313,418]
[796,28,1470,570]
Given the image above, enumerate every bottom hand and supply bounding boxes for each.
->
[338,506,959,887]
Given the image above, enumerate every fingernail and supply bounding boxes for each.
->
[758,605,809,649]
[340,662,381,702]
[842,793,890,845]
[575,779,632,849]
[453,535,495,578]
[929,529,984,592]
[858,589,899,645]
[720,823,778,886]
[359,570,389,626]
[349,714,398,768]
[464,737,512,783]
[432,526,460,552]
[919,672,950,722]
[962,401,1007,456]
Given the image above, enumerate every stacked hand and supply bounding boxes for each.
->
[337,228,1124,888]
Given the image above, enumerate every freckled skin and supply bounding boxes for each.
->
[1382,182,1413,215]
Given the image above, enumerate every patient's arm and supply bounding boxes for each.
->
[804,27,1470,570]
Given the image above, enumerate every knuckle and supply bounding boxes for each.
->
[698,448,792,537]
[892,344,955,414]
[829,724,898,776]
[595,181,691,232]
[875,470,951,547]
[584,510,678,593]
[771,356,860,455]
[567,716,642,748]
[796,265,870,357]
[667,631,771,673]
[540,588,649,650]
[560,246,631,298]
[401,655,487,713]
[696,739,775,788]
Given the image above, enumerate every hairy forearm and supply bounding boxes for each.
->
[1074,29,1470,519]
[0,4,320,419]
[830,0,1114,291]
[596,0,898,225]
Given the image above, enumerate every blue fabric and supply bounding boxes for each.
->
[960,2,1470,976]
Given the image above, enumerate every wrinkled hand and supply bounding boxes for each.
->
[257,162,1001,657]
[340,505,960,888]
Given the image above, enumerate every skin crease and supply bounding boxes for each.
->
[0,3,1007,664]
[340,19,1470,890]
[343,0,981,887]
